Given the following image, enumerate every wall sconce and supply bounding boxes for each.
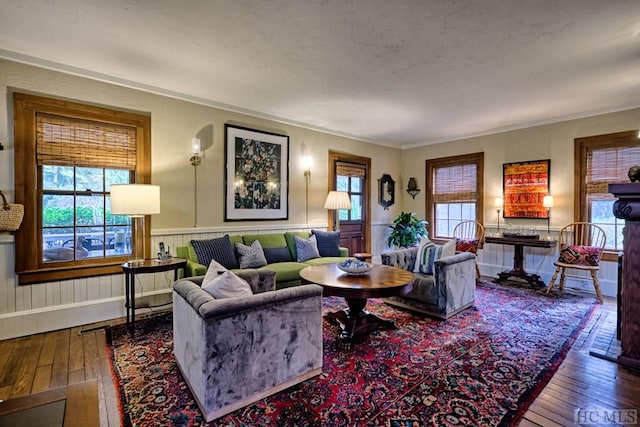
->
[190,138,202,227]
[494,197,504,235]
[543,195,554,238]
[303,156,313,225]
[406,177,421,199]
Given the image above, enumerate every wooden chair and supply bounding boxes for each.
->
[452,220,485,278]
[545,222,607,303]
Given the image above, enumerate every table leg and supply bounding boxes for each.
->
[493,244,545,288]
[130,272,136,335]
[125,272,131,327]
[327,297,397,344]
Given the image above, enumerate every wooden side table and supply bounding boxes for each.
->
[121,258,186,333]
[353,252,372,262]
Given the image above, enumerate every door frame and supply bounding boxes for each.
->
[327,151,371,253]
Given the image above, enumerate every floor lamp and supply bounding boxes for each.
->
[324,191,351,231]
[111,184,160,264]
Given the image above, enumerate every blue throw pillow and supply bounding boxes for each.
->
[311,229,340,257]
[263,247,293,264]
[190,235,239,270]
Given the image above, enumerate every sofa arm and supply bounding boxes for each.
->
[381,247,419,271]
[339,247,349,257]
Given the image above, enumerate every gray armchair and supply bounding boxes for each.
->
[172,269,323,422]
[381,246,476,319]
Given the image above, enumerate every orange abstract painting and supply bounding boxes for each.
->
[503,159,550,218]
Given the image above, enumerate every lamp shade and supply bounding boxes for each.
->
[494,197,504,208]
[543,195,554,208]
[324,191,351,210]
[111,184,160,217]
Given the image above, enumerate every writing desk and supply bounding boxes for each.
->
[485,235,557,288]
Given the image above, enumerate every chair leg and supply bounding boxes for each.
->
[546,267,560,295]
[559,268,567,292]
[475,260,481,279]
[590,270,604,304]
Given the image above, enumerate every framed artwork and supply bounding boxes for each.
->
[224,124,289,221]
[378,174,395,209]
[503,159,550,219]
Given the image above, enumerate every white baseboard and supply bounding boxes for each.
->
[0,289,171,340]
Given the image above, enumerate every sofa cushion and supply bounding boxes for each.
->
[261,262,308,283]
[201,260,253,299]
[235,240,268,268]
[303,256,347,266]
[242,233,288,249]
[413,236,432,273]
[295,235,320,262]
[191,235,239,270]
[263,247,293,263]
[284,231,311,260]
[311,229,340,257]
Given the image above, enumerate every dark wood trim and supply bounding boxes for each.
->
[327,151,371,253]
[424,152,484,238]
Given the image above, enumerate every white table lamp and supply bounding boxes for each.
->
[324,191,351,231]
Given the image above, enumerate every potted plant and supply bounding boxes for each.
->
[387,211,428,248]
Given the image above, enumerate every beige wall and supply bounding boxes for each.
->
[0,59,403,230]
[401,108,640,232]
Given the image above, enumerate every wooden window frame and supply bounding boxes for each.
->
[575,130,638,262]
[425,152,484,240]
[13,93,151,285]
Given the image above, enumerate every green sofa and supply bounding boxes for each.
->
[176,231,349,289]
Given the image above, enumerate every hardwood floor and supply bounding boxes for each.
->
[0,295,638,426]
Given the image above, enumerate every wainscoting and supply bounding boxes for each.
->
[0,224,617,340]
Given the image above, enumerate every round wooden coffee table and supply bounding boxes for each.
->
[300,263,414,344]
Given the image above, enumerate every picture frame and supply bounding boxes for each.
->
[378,174,395,209]
[224,124,289,221]
[503,159,550,219]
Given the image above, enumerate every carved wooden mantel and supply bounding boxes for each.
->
[609,183,640,370]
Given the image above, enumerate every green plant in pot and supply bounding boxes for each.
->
[387,211,428,248]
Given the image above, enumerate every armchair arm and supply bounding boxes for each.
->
[381,247,419,271]
[174,280,322,320]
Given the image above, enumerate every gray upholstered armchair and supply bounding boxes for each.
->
[172,269,323,422]
[381,246,476,319]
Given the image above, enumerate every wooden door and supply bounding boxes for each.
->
[328,152,371,256]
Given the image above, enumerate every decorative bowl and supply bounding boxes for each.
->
[337,259,373,275]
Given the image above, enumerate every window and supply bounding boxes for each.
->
[336,161,366,222]
[13,93,151,285]
[575,130,639,256]
[426,153,484,239]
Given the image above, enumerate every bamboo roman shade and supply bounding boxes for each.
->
[433,163,477,203]
[336,161,366,178]
[36,113,137,169]
[585,145,640,194]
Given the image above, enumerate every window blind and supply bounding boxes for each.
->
[36,113,137,169]
[586,145,640,194]
[336,161,366,178]
[433,163,477,203]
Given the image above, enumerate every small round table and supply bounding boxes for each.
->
[300,263,413,344]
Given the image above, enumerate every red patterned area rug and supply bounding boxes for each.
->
[107,281,597,426]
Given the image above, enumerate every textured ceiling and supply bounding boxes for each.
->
[1,0,639,148]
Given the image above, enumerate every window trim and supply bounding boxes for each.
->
[425,152,484,239]
[13,92,151,285]
[574,130,637,262]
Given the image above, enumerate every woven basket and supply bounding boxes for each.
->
[0,190,24,231]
